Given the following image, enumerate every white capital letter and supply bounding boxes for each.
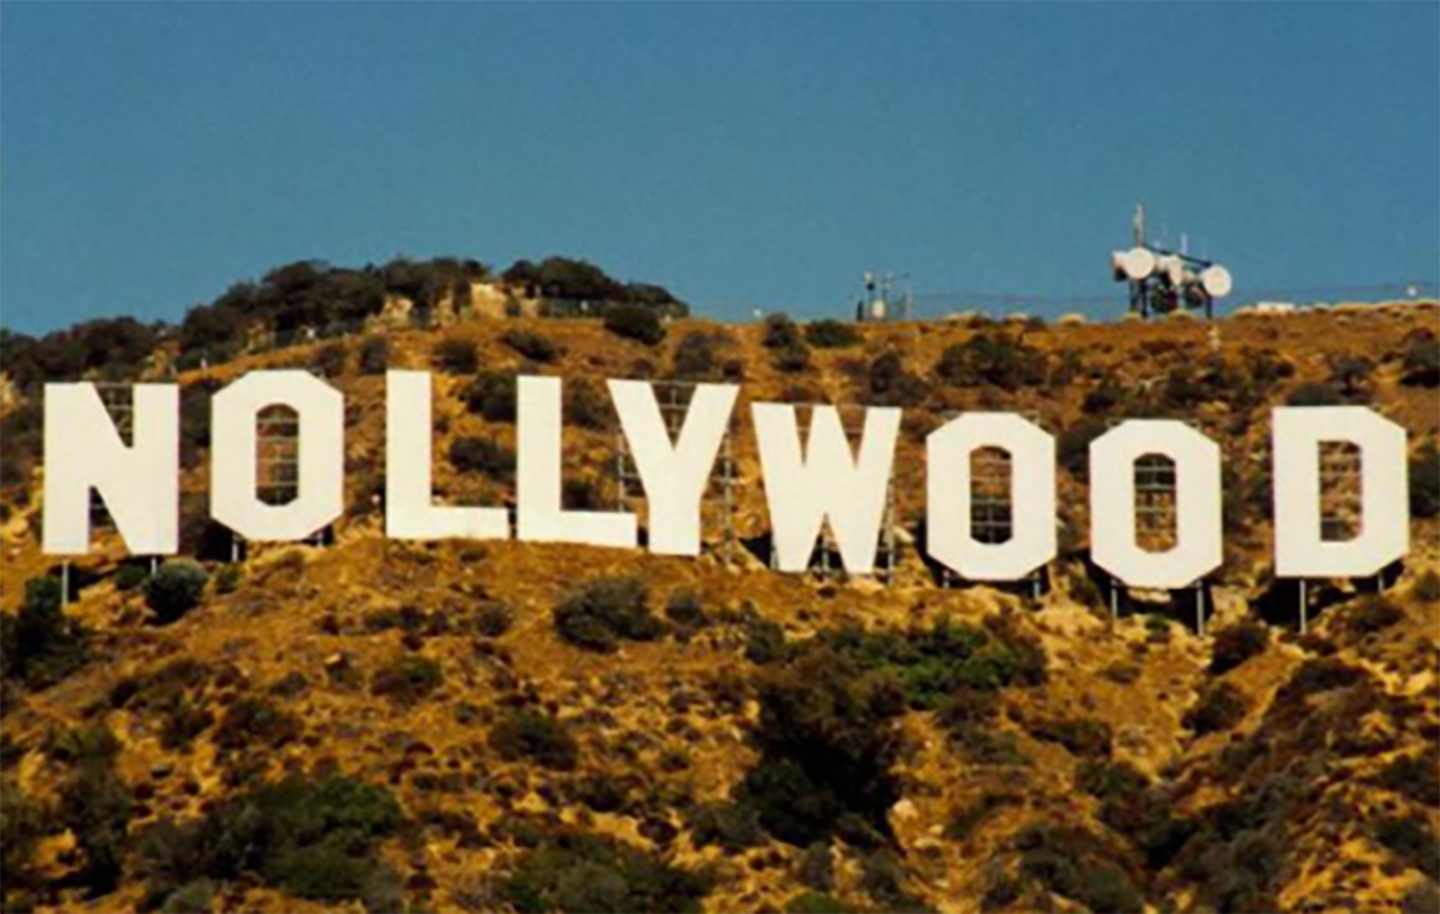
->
[753,403,899,574]
[926,412,1056,581]
[211,371,343,541]
[43,383,178,555]
[1272,406,1408,577]
[608,380,738,555]
[387,371,508,540]
[1090,420,1222,589]
[516,376,636,547]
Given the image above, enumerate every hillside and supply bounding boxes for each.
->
[2,300,1439,914]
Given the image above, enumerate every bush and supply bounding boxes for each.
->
[475,601,514,637]
[773,344,812,374]
[489,709,580,771]
[358,336,389,374]
[1340,595,1404,636]
[463,371,518,422]
[57,738,132,895]
[672,332,726,379]
[214,697,300,752]
[502,328,559,363]
[688,802,765,852]
[1286,381,1343,406]
[1413,569,1440,603]
[1025,716,1112,758]
[664,591,706,629]
[434,337,479,373]
[371,655,443,703]
[1409,443,1440,518]
[864,351,928,407]
[565,377,612,429]
[448,436,515,482]
[1400,333,1440,387]
[804,320,860,349]
[604,304,666,345]
[762,314,803,349]
[114,563,149,592]
[214,564,241,595]
[145,560,209,624]
[1183,682,1250,734]
[935,334,1047,390]
[1375,815,1440,881]
[1,577,88,687]
[553,576,665,652]
[1209,621,1268,674]
[1014,824,1144,914]
[315,342,348,377]
[499,829,712,913]
[140,774,402,907]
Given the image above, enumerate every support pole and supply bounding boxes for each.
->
[1195,582,1206,637]
[1298,579,1308,635]
[61,562,71,610]
[1110,577,1119,620]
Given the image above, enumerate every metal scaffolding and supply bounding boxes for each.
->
[1134,453,1178,553]
[87,383,136,531]
[1318,441,1362,543]
[252,404,327,548]
[613,381,737,562]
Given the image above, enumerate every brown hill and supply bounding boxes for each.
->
[1,303,1438,914]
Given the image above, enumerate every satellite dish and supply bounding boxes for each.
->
[1122,247,1155,280]
[870,298,887,320]
[1201,265,1233,298]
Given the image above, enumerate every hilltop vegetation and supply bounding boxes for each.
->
[0,291,1437,914]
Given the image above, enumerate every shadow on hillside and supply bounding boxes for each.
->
[1075,551,1217,635]
[1249,558,1405,629]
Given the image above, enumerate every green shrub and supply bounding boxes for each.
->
[114,563,149,592]
[604,304,666,345]
[503,328,559,362]
[1286,381,1343,406]
[1413,569,1440,603]
[434,337,479,373]
[804,320,860,349]
[1025,716,1112,758]
[744,617,787,664]
[57,742,132,895]
[944,791,1020,841]
[214,697,300,752]
[140,774,402,907]
[785,891,854,913]
[935,334,1047,391]
[1209,621,1268,674]
[159,695,214,751]
[448,436,515,482]
[1,576,88,687]
[358,335,389,374]
[1013,824,1144,914]
[315,342,348,377]
[145,560,209,624]
[762,314,802,349]
[489,708,579,771]
[1400,333,1440,387]
[672,331,726,379]
[553,576,665,653]
[1375,748,1440,807]
[687,802,765,851]
[475,601,514,637]
[1183,682,1250,734]
[664,591,706,629]
[1341,595,1404,636]
[773,344,812,373]
[499,829,712,913]
[463,371,518,422]
[565,377,612,429]
[1375,815,1440,880]
[371,655,444,703]
[864,351,928,407]
[1409,442,1440,518]
[214,564,241,595]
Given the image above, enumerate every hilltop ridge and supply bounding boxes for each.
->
[1,301,1438,914]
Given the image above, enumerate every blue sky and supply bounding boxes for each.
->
[2,2,1436,334]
